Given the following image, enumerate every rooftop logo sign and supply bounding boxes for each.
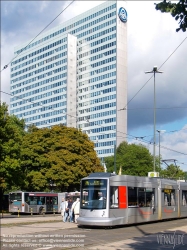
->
[118,7,127,23]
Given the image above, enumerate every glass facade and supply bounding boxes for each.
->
[10,1,127,160]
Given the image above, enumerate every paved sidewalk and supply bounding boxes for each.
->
[1,214,63,225]
[1,215,77,236]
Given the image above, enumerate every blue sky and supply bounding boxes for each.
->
[1,1,187,171]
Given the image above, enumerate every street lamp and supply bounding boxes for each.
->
[49,180,56,192]
[157,130,166,169]
[145,66,163,172]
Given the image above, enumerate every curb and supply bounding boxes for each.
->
[1,219,63,226]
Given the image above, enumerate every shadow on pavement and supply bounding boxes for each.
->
[124,230,187,250]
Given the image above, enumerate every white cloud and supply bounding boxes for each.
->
[160,126,187,171]
[1,0,187,170]
[39,1,49,13]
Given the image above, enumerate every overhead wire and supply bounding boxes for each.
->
[1,2,187,166]
[124,135,187,166]
[1,0,75,73]
[121,36,187,110]
[125,106,187,110]
[119,130,187,156]
[134,126,187,140]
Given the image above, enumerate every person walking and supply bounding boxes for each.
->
[64,198,69,222]
[72,198,80,224]
[66,197,73,222]
[59,198,66,222]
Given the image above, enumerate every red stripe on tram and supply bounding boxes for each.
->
[119,186,127,209]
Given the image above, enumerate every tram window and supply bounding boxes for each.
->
[128,187,138,207]
[37,197,45,205]
[46,198,53,205]
[81,191,88,206]
[10,193,22,201]
[110,186,118,208]
[145,188,155,207]
[138,188,145,207]
[25,194,30,204]
[52,197,58,205]
[128,187,155,207]
[182,191,187,206]
[29,197,37,205]
[37,199,42,205]
[162,189,175,206]
[81,179,107,209]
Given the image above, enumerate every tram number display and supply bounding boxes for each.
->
[84,180,105,186]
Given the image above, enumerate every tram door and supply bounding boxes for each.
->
[46,197,53,212]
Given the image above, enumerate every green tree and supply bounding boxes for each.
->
[160,164,185,179]
[105,141,155,176]
[21,124,104,192]
[155,0,187,32]
[0,103,25,208]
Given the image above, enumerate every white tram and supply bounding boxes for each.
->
[77,173,187,226]
[9,191,81,214]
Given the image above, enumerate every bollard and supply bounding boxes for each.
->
[42,207,45,216]
[53,208,55,216]
[18,208,20,217]
[30,207,33,216]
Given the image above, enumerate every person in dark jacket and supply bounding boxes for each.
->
[64,198,73,222]
[67,198,74,222]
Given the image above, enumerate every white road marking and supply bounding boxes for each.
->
[35,247,53,250]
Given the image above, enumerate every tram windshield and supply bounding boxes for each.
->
[9,192,22,201]
[80,179,107,209]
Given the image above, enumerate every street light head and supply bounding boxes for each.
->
[157,129,166,133]
[153,66,163,73]
[153,66,158,71]
[145,66,163,74]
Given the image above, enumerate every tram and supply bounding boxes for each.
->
[77,173,187,226]
[9,191,81,214]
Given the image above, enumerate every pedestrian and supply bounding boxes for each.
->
[99,192,106,200]
[64,198,69,222]
[59,198,66,222]
[72,198,80,224]
[66,197,73,222]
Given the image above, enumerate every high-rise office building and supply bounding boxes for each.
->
[10,0,127,161]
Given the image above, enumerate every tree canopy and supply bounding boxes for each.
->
[105,142,154,176]
[155,0,187,32]
[1,102,185,198]
[160,164,186,179]
[0,103,25,209]
[21,124,104,192]
[105,141,185,179]
[0,104,104,196]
